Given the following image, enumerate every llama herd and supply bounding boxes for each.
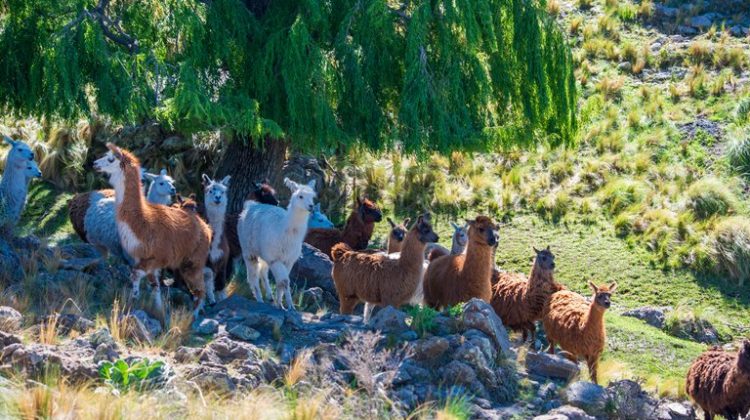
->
[0,138,747,418]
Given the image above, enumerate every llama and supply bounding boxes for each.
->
[686,340,750,420]
[93,143,211,316]
[490,246,563,347]
[331,213,439,323]
[200,174,232,303]
[422,216,499,309]
[143,169,177,205]
[0,136,37,236]
[69,171,176,263]
[173,193,199,213]
[386,217,410,253]
[305,197,383,257]
[425,221,469,260]
[542,282,617,384]
[237,178,316,309]
[308,203,334,229]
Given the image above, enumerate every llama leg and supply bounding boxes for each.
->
[180,266,206,318]
[521,329,528,344]
[130,269,145,299]
[363,302,375,324]
[243,255,263,302]
[146,270,163,312]
[528,323,537,350]
[260,262,273,302]
[703,413,713,420]
[339,297,358,315]
[268,261,293,310]
[204,268,216,305]
[547,341,555,355]
[586,355,599,384]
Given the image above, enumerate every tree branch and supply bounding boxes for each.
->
[58,0,139,53]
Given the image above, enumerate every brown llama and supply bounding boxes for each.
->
[422,216,499,309]
[306,197,383,257]
[686,340,750,420]
[542,282,617,384]
[331,213,438,323]
[386,217,410,253]
[490,246,563,346]
[93,143,211,316]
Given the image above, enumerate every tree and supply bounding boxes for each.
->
[0,0,577,212]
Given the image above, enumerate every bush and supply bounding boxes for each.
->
[711,216,750,285]
[407,306,438,337]
[600,179,648,214]
[99,359,165,392]
[725,134,750,177]
[686,178,736,219]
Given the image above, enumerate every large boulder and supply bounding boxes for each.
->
[184,364,236,395]
[622,306,669,329]
[0,342,97,383]
[290,244,338,306]
[0,306,23,332]
[369,306,409,333]
[461,299,512,358]
[563,381,609,418]
[534,405,595,420]
[526,351,580,382]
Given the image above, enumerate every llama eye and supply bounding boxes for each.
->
[299,195,303,199]
[107,157,114,163]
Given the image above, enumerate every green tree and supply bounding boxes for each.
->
[0,0,576,212]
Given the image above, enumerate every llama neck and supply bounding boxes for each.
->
[342,212,367,245]
[386,236,401,253]
[115,165,146,220]
[582,302,606,334]
[284,205,310,232]
[528,265,554,289]
[451,236,466,254]
[398,230,427,271]
[463,240,493,281]
[0,162,28,213]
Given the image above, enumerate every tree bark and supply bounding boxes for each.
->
[214,135,289,214]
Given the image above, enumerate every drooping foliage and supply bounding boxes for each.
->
[0,0,577,153]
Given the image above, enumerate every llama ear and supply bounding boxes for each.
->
[202,174,211,186]
[546,245,551,251]
[589,281,598,293]
[160,168,167,176]
[356,196,363,206]
[533,246,540,254]
[175,194,184,203]
[106,143,123,159]
[189,193,196,200]
[387,217,396,228]
[608,282,618,292]
[284,177,299,191]
[451,222,460,230]
[144,173,157,181]
[3,136,15,146]
[220,175,231,186]
[403,217,411,227]
[307,179,316,190]
[465,219,474,227]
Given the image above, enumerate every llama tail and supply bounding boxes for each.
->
[331,242,352,262]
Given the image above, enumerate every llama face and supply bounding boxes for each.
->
[467,216,499,247]
[309,203,334,228]
[284,178,317,213]
[23,160,42,180]
[251,181,279,205]
[203,174,230,208]
[357,197,383,223]
[175,193,199,213]
[387,217,409,243]
[589,281,616,309]
[533,246,556,271]
[451,222,469,247]
[415,213,439,243]
[145,169,177,198]
[93,150,125,187]
[3,136,34,168]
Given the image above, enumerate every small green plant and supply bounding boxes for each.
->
[726,134,750,177]
[600,178,648,214]
[686,178,736,219]
[435,393,472,420]
[446,304,463,319]
[98,359,165,392]
[407,306,439,337]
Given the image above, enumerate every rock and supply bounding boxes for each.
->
[94,342,119,363]
[289,244,338,306]
[228,325,260,342]
[369,306,408,333]
[622,306,669,329]
[131,310,162,338]
[656,401,696,420]
[665,316,720,344]
[441,360,477,385]
[654,5,677,18]
[534,405,595,420]
[618,62,632,72]
[526,352,580,381]
[730,25,749,37]
[606,380,657,419]
[690,14,713,29]
[678,25,698,36]
[210,295,286,330]
[0,238,24,284]
[563,381,609,418]
[51,314,95,335]
[185,365,236,394]
[193,318,219,335]
[0,306,22,332]
[60,257,101,272]
[538,382,558,400]
[412,336,450,361]
[300,287,324,310]
[0,342,98,383]
[461,298,512,357]
[57,243,102,259]
[123,314,154,344]
[651,42,663,51]
[88,328,115,347]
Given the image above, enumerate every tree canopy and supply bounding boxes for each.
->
[0,0,577,153]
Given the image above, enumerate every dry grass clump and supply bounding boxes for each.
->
[711,216,750,285]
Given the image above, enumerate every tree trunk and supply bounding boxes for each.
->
[214,135,289,215]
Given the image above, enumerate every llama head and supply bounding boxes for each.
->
[145,169,176,200]
[308,203,334,228]
[589,281,616,310]
[451,221,469,247]
[23,159,42,181]
[413,213,439,243]
[284,177,316,213]
[737,340,750,374]
[203,174,230,210]
[532,245,556,272]
[94,144,139,188]
[356,197,383,223]
[467,216,499,247]
[3,136,34,169]
[251,179,279,205]
[387,217,410,243]
[174,193,199,213]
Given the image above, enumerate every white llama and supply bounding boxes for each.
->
[0,136,38,236]
[143,169,176,205]
[238,178,316,310]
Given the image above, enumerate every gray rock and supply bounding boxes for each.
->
[538,382,558,400]
[622,306,669,329]
[441,360,477,385]
[290,244,337,304]
[50,314,95,336]
[461,299,512,357]
[122,314,154,344]
[369,306,408,333]
[412,336,449,361]
[606,379,657,419]
[690,14,713,29]
[656,401,696,420]
[0,306,22,332]
[131,310,162,338]
[88,328,115,347]
[534,405,595,420]
[0,330,21,348]
[228,325,260,342]
[210,295,286,330]
[730,25,750,37]
[678,25,699,36]
[57,243,102,259]
[655,5,677,18]
[0,239,24,284]
[618,62,632,72]
[185,365,236,394]
[94,342,119,363]
[527,352,580,381]
[0,342,98,383]
[60,257,101,272]
[300,286,324,310]
[563,381,609,417]
[193,318,219,335]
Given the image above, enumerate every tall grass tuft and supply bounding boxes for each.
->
[686,178,736,219]
[711,216,750,285]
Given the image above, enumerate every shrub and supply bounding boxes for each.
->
[711,216,750,285]
[736,97,750,124]
[535,192,571,223]
[687,40,712,65]
[549,160,573,183]
[546,0,561,16]
[407,306,438,337]
[600,178,648,214]
[638,0,654,18]
[686,178,736,219]
[596,76,625,100]
[99,359,165,392]
[726,134,750,177]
